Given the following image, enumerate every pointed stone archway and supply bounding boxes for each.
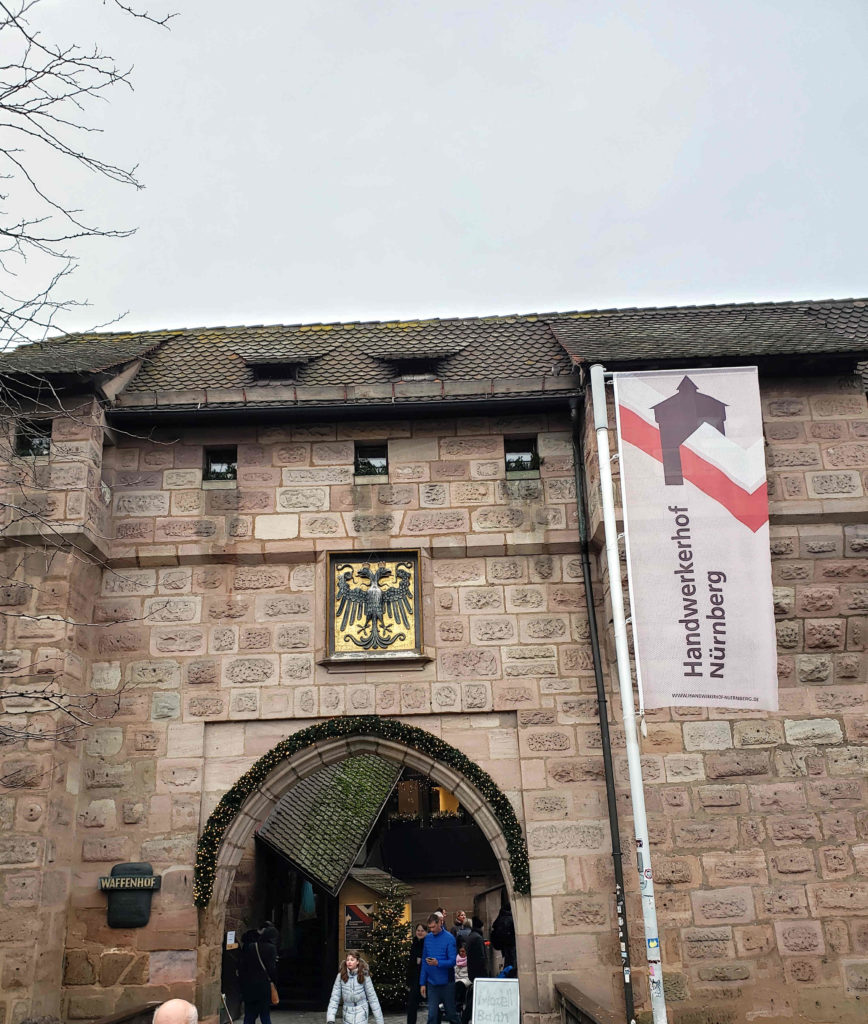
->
[195,717,534,1021]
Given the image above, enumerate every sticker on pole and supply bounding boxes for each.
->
[613,367,777,711]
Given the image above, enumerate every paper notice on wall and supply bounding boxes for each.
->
[613,366,777,710]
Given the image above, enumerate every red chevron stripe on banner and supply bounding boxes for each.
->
[618,405,769,532]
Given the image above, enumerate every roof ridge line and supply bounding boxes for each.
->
[41,295,867,341]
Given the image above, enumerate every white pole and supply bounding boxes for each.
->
[589,363,668,1024]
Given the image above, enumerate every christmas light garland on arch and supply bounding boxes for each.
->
[193,715,531,906]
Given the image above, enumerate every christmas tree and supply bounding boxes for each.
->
[365,884,412,1008]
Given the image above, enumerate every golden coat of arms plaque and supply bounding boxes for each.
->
[327,551,422,659]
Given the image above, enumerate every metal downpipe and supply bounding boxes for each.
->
[570,394,636,1024]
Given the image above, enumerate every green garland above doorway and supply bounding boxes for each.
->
[193,714,531,906]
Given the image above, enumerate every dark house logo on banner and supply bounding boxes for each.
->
[651,377,728,485]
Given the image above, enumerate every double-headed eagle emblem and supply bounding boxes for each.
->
[335,560,414,650]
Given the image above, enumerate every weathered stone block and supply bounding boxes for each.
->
[223,656,278,685]
[84,728,124,757]
[152,627,206,655]
[85,764,132,789]
[797,655,834,684]
[128,659,181,688]
[78,798,117,829]
[808,883,868,915]
[233,566,288,591]
[0,837,41,865]
[805,618,845,650]
[664,754,705,782]
[757,885,809,917]
[806,470,863,497]
[705,750,770,779]
[703,850,768,886]
[143,597,201,623]
[556,894,609,930]
[682,927,735,962]
[152,692,181,719]
[470,617,516,643]
[683,722,732,750]
[471,506,526,531]
[784,718,843,745]
[81,836,130,862]
[527,821,607,853]
[63,950,98,986]
[114,492,170,517]
[207,489,272,512]
[188,696,225,718]
[733,721,783,747]
[403,509,468,534]
[251,596,311,624]
[827,746,868,776]
[459,587,504,613]
[751,782,807,812]
[768,814,822,844]
[768,446,821,468]
[844,961,868,992]
[438,649,499,679]
[673,818,738,849]
[697,785,746,811]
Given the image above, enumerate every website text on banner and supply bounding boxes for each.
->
[613,366,777,711]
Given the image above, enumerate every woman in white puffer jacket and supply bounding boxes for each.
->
[327,950,385,1024]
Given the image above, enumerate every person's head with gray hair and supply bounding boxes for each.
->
[153,999,198,1024]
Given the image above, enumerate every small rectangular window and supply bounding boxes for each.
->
[505,437,540,476]
[354,442,388,478]
[392,358,439,381]
[204,447,238,481]
[14,419,52,457]
[251,362,301,382]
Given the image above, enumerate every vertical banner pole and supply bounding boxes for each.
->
[590,364,668,1024]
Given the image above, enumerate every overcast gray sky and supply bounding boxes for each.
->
[39,0,868,332]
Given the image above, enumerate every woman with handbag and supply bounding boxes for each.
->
[238,928,279,1024]
[327,950,384,1024]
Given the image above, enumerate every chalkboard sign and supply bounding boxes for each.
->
[472,978,520,1024]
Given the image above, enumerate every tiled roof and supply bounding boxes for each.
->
[257,753,400,896]
[347,867,414,898]
[550,299,868,365]
[0,334,163,375]
[0,318,572,390]
[2,299,865,398]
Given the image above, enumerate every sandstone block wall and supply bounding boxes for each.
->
[1,376,867,1024]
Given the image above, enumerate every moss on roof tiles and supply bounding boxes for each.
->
[257,753,400,895]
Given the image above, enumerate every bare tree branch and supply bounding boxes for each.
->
[0,0,174,348]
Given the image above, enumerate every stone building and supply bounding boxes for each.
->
[0,298,867,1024]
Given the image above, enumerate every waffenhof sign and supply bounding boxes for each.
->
[99,862,162,928]
[614,367,777,710]
[327,551,422,659]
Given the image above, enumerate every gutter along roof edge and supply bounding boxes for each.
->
[111,375,582,412]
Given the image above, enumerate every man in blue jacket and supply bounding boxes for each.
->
[419,913,461,1024]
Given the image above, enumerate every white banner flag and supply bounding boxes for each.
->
[613,366,777,710]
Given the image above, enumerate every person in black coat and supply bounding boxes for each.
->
[238,929,279,1024]
[490,903,516,974]
[461,919,488,1024]
[405,922,428,1024]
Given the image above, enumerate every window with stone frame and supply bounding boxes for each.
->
[504,436,540,476]
[203,446,238,481]
[354,442,388,478]
[14,418,52,457]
